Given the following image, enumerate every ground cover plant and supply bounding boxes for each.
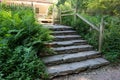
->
[0,4,52,80]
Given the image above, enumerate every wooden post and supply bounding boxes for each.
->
[89,27,92,31]
[74,0,78,26]
[59,8,62,24]
[74,9,76,26]
[52,4,55,25]
[31,2,36,19]
[31,2,36,15]
[31,2,33,7]
[98,17,104,52]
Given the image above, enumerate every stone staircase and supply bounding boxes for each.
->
[42,25,109,78]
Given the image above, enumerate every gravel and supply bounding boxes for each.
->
[53,65,120,80]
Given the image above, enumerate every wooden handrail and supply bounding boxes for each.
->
[58,8,104,52]
[61,13,74,16]
[61,9,74,13]
[60,10,99,32]
[76,13,99,31]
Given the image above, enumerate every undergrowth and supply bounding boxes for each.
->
[60,14,120,63]
[0,4,52,80]
[57,0,120,64]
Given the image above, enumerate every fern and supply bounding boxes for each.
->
[0,4,52,80]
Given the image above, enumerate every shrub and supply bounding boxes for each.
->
[57,0,120,65]
[0,4,52,80]
[103,16,120,63]
[61,13,120,63]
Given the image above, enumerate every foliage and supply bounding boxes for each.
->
[48,5,53,16]
[103,16,120,63]
[57,0,120,63]
[86,0,120,16]
[77,15,120,63]
[57,0,120,15]
[0,4,52,80]
[61,16,74,26]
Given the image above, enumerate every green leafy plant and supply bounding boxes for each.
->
[57,0,120,63]
[0,4,53,80]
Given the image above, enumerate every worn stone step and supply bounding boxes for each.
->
[54,35,81,41]
[48,40,87,47]
[44,25,72,30]
[51,30,77,36]
[47,58,109,77]
[42,51,101,66]
[49,27,73,31]
[52,45,93,54]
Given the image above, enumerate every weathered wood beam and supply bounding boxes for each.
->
[76,13,99,31]
[61,13,74,17]
[99,17,104,52]
[61,9,74,13]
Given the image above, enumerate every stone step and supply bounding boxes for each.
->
[54,35,81,41]
[49,27,73,31]
[51,30,77,36]
[47,58,109,77]
[43,25,109,78]
[45,25,70,28]
[48,40,87,47]
[42,51,101,66]
[52,45,93,54]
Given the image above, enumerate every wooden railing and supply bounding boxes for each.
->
[59,9,104,52]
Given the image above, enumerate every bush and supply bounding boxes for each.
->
[0,4,52,80]
[61,13,120,63]
[57,0,120,65]
[57,0,120,63]
[103,16,120,63]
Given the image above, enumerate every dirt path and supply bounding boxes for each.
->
[53,65,120,80]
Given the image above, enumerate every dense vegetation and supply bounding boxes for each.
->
[57,0,120,63]
[0,4,52,80]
